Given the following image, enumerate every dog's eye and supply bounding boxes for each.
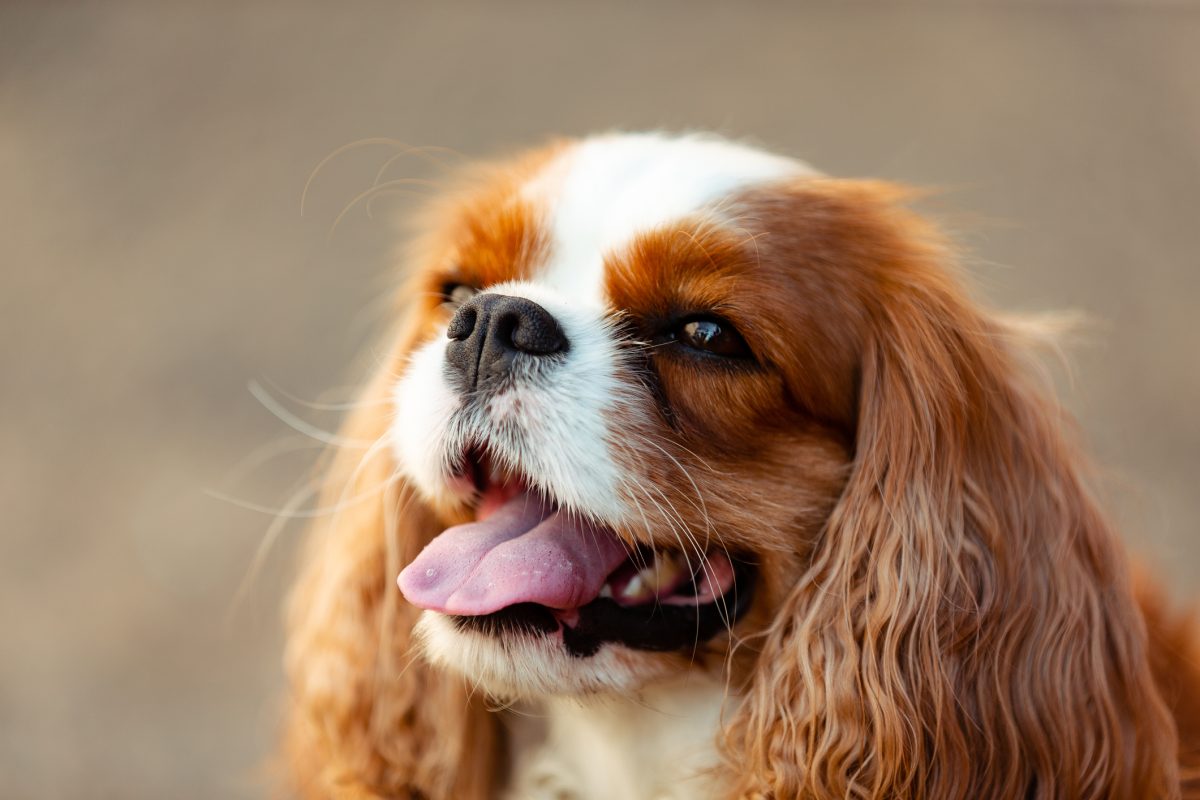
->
[441,282,478,309]
[674,317,751,359]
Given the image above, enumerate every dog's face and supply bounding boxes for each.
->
[392,133,862,696]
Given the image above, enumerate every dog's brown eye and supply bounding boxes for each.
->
[442,282,478,309]
[675,317,751,359]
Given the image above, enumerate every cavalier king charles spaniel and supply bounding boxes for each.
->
[282,132,1200,799]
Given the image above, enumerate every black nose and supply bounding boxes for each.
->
[445,293,569,391]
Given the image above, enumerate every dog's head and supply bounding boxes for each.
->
[391,133,860,695]
[286,132,1179,798]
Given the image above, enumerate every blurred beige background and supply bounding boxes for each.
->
[2,2,1198,798]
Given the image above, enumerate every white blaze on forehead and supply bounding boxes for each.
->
[523,132,816,304]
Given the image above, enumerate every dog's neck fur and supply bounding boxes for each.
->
[504,673,731,800]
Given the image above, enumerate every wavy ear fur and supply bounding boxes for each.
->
[727,183,1181,799]
[281,327,501,800]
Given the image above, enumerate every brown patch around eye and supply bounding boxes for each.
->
[405,143,565,318]
[606,221,750,323]
[605,221,797,443]
[454,196,548,288]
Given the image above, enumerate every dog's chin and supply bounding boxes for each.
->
[414,611,686,697]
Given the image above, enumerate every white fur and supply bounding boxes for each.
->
[392,338,464,505]
[526,132,814,303]
[505,675,732,800]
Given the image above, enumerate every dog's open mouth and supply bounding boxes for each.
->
[398,448,755,657]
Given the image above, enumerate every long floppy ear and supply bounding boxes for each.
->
[281,325,500,800]
[727,184,1180,799]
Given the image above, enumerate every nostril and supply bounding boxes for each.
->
[491,310,518,350]
[447,305,477,341]
[510,309,567,355]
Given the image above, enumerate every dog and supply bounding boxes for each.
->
[282,132,1200,799]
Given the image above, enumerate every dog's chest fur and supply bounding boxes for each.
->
[504,675,730,800]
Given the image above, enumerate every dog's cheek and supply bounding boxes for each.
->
[391,338,461,499]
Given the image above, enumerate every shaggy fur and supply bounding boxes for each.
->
[281,134,1200,799]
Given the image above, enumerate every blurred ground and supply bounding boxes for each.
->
[1,2,1198,798]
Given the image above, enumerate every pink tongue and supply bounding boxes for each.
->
[398,491,631,615]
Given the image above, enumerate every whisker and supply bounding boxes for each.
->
[634,436,715,541]
[300,137,456,217]
[249,380,377,448]
[257,377,393,412]
[371,144,461,186]
[223,478,322,628]
[322,434,402,550]
[627,431,740,635]
[364,188,421,220]
[674,227,724,272]
[205,472,398,519]
[329,178,438,239]
[635,480,715,648]
[215,435,327,490]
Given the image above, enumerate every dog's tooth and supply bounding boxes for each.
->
[616,554,686,602]
[620,574,646,600]
[640,553,684,593]
[599,584,613,599]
